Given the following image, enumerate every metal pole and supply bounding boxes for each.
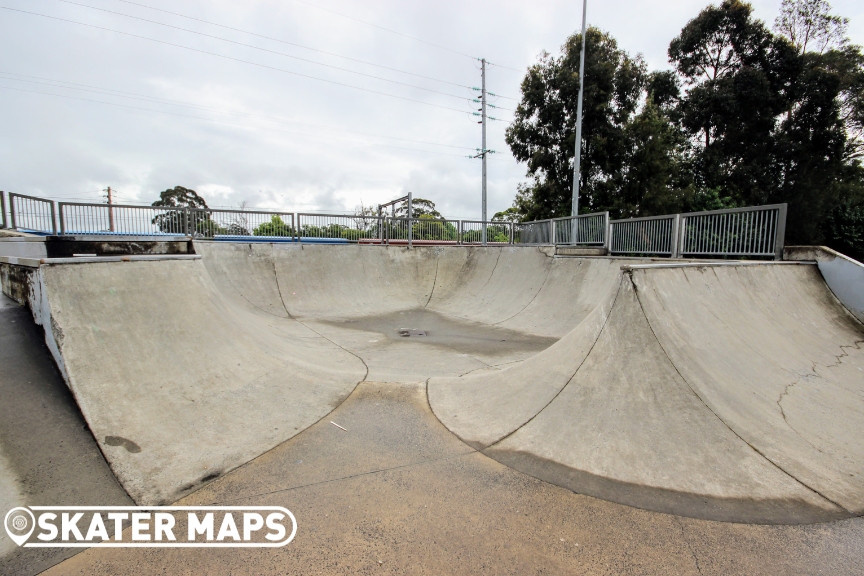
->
[407,191,413,248]
[571,0,587,218]
[481,58,488,246]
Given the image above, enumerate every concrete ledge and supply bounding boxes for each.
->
[555,246,608,256]
[0,254,202,268]
[621,261,815,271]
[784,246,864,323]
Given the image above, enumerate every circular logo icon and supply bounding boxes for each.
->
[4,507,36,546]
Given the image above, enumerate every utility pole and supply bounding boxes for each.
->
[105,186,115,232]
[571,0,588,221]
[481,58,487,246]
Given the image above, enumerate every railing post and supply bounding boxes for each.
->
[294,212,300,243]
[407,191,412,249]
[509,221,514,244]
[670,213,681,259]
[602,212,610,250]
[551,218,557,246]
[0,191,6,229]
[774,203,788,260]
[10,194,17,230]
[59,203,66,235]
[458,220,463,245]
[49,200,57,235]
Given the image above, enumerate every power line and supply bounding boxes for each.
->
[0,85,479,158]
[289,0,478,60]
[0,71,478,150]
[285,0,527,75]
[55,0,474,102]
[106,0,477,91]
[0,7,479,116]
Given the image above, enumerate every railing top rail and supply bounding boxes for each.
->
[385,216,457,223]
[460,219,509,224]
[57,202,295,217]
[189,207,294,216]
[515,218,552,225]
[298,212,382,219]
[680,203,787,218]
[550,211,608,222]
[59,201,186,210]
[10,192,55,203]
[610,213,677,224]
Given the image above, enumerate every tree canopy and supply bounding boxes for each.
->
[503,0,864,260]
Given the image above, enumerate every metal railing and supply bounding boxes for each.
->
[609,214,678,256]
[461,220,512,245]
[0,193,787,259]
[513,219,552,245]
[552,212,608,245]
[58,203,298,238]
[678,204,786,259]
[10,193,57,234]
[60,203,187,235]
[196,208,295,239]
[297,213,381,242]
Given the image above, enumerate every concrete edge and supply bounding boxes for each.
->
[0,236,46,242]
[620,261,816,271]
[0,255,202,268]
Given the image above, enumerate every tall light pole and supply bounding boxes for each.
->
[571,0,588,220]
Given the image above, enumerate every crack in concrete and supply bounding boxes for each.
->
[423,256,440,309]
[205,450,477,506]
[675,517,703,575]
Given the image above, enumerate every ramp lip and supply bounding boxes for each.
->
[0,255,202,267]
[621,261,815,271]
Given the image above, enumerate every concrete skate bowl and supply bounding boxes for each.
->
[24,242,864,525]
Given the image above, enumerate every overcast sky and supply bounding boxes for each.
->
[1,0,862,219]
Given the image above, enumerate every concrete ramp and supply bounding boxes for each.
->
[35,258,365,505]
[429,263,864,524]
[12,244,613,506]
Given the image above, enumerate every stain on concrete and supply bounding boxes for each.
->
[321,308,557,358]
[104,436,142,453]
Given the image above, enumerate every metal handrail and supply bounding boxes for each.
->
[6,193,788,260]
[10,192,57,234]
[678,203,787,259]
[609,214,677,256]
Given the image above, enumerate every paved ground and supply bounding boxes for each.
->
[45,382,864,575]
[0,293,132,576]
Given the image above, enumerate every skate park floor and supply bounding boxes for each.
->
[44,381,864,575]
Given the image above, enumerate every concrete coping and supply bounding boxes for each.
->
[0,236,48,242]
[0,254,202,268]
[620,261,816,271]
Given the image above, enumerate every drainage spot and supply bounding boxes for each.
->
[104,436,142,453]
[397,328,427,337]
